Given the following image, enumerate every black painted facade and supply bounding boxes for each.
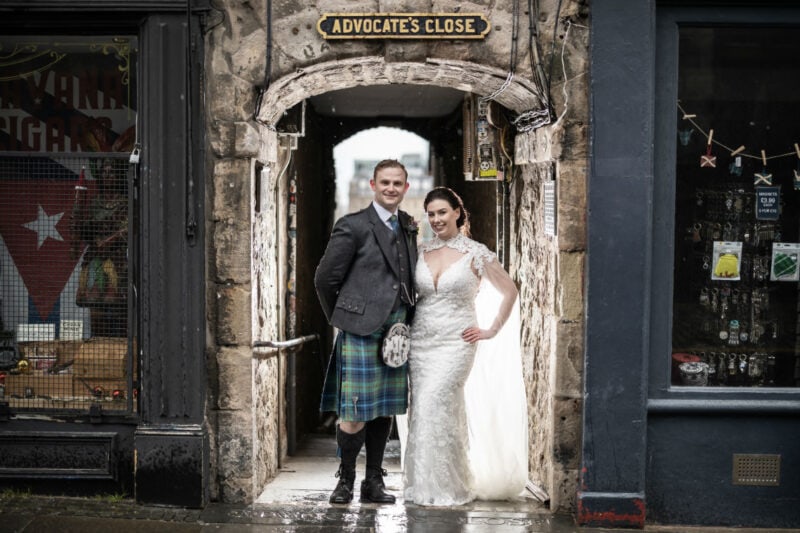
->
[0,1,208,507]
[584,1,800,528]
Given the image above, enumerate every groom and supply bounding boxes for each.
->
[315,159,417,504]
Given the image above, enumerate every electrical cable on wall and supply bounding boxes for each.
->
[510,0,555,132]
[481,0,519,104]
[551,19,587,129]
[254,0,273,120]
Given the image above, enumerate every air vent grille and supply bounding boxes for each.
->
[732,454,780,486]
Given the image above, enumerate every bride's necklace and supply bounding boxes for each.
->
[423,232,470,253]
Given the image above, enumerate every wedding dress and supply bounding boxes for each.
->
[401,233,528,506]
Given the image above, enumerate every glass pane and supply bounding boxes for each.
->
[0,36,137,411]
[672,26,800,388]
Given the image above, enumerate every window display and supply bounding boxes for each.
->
[0,36,138,410]
[672,26,800,387]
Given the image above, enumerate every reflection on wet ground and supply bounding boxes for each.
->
[251,434,560,532]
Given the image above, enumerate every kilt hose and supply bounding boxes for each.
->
[320,306,409,422]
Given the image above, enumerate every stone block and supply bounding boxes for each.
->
[213,158,251,221]
[208,72,256,122]
[216,346,253,410]
[230,29,268,85]
[553,397,582,470]
[210,120,236,158]
[556,162,588,251]
[216,406,255,503]
[515,127,555,165]
[215,283,252,345]
[557,251,585,320]
[554,320,584,398]
[235,121,261,157]
[214,219,252,284]
[551,466,580,513]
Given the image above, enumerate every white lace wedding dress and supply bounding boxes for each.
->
[402,233,527,506]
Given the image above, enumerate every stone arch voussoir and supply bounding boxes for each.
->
[256,57,545,124]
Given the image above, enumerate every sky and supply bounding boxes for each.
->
[333,126,428,207]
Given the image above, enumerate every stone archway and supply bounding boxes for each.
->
[235,56,580,512]
[255,57,547,126]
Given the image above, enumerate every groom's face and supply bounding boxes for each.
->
[370,166,409,212]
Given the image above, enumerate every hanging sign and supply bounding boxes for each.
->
[755,186,780,221]
[317,13,491,40]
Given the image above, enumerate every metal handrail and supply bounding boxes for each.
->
[253,334,319,350]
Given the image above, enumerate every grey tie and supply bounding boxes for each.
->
[389,214,399,234]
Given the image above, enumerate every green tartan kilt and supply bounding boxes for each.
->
[320,307,409,421]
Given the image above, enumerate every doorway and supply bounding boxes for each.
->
[278,86,510,455]
[256,84,512,500]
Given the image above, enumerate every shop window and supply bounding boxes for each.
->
[672,26,800,388]
[0,36,138,412]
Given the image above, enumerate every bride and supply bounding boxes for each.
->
[401,186,528,506]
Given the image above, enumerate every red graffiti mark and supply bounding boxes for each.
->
[577,499,646,529]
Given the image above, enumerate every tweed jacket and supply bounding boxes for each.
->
[315,204,418,336]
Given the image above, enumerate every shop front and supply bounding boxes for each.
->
[0,1,208,506]
[584,1,800,528]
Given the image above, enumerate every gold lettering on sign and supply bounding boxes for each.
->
[317,13,491,40]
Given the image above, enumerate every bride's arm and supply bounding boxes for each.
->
[462,258,518,343]
[482,259,518,336]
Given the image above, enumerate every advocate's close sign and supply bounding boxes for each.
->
[317,13,491,40]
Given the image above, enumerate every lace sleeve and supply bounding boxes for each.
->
[469,239,518,335]
[469,241,497,277]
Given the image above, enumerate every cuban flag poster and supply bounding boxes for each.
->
[0,35,137,342]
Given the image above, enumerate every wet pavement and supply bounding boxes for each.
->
[1,436,798,532]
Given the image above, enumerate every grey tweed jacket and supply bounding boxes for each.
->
[314,205,417,336]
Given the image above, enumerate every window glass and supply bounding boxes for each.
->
[0,35,137,411]
[672,26,800,388]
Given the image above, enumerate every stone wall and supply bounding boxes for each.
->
[510,0,589,512]
[204,0,590,508]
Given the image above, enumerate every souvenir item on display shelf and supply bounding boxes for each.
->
[679,361,709,386]
[700,130,717,167]
[0,342,20,371]
[712,241,743,280]
[770,242,800,282]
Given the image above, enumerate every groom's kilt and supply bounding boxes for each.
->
[320,307,409,422]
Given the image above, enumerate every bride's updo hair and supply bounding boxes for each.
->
[423,186,471,237]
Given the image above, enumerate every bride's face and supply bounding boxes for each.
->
[425,199,460,239]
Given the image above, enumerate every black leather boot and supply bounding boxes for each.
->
[329,426,365,504]
[360,417,395,504]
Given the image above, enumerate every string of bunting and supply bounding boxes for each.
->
[677,101,800,190]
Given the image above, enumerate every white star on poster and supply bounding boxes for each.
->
[23,205,65,249]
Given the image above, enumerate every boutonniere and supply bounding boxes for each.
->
[405,217,419,234]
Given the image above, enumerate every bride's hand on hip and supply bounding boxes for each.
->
[461,326,495,344]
